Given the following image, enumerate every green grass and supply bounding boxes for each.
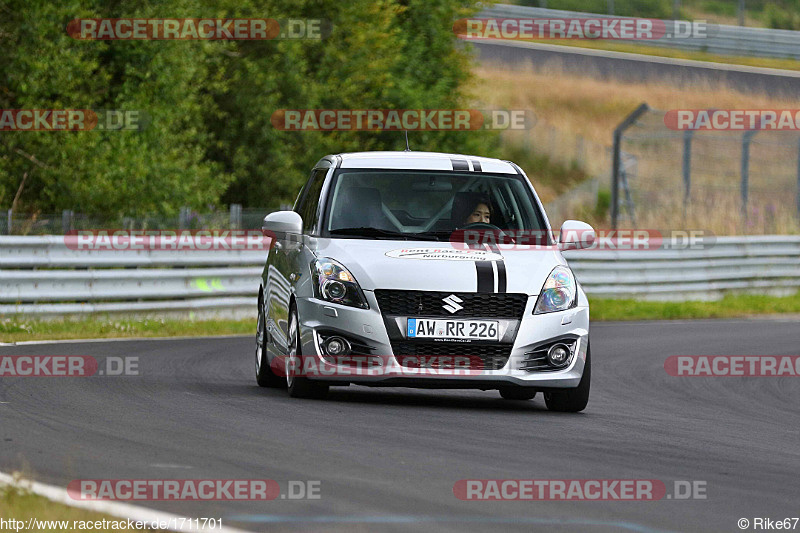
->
[0,481,157,531]
[1,293,799,343]
[0,316,253,343]
[590,290,800,320]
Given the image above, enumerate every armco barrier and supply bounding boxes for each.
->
[0,236,798,317]
[563,235,800,301]
[479,4,800,60]
[0,236,266,318]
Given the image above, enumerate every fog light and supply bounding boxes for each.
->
[324,336,350,356]
[547,344,570,367]
[322,280,347,300]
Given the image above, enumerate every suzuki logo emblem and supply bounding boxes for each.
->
[442,294,463,314]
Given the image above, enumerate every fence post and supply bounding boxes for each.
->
[179,206,190,230]
[230,203,242,229]
[6,209,11,235]
[62,210,73,234]
[741,130,757,219]
[682,129,694,206]
[611,103,649,229]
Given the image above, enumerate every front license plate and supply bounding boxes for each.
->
[406,318,499,341]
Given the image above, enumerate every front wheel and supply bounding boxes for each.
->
[286,305,329,399]
[544,343,591,413]
[256,294,283,388]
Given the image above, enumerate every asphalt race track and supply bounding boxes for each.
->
[1,319,799,532]
[474,40,800,98]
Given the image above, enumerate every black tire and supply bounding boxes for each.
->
[544,344,590,413]
[286,305,329,400]
[499,387,537,401]
[256,294,284,388]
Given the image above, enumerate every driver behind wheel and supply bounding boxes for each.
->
[451,191,494,229]
[465,200,492,225]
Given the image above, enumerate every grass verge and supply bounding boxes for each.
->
[590,290,800,321]
[0,316,253,343]
[1,293,800,344]
[0,482,156,531]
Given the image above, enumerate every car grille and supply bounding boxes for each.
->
[374,290,528,319]
[390,341,512,370]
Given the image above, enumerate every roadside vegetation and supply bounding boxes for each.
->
[0,479,157,531]
[0,316,252,343]
[2,292,800,343]
[0,0,496,217]
[590,290,800,320]
[472,65,800,234]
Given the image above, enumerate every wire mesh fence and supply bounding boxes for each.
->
[612,105,800,234]
[0,205,280,235]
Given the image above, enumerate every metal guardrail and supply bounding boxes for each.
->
[0,236,798,317]
[479,5,800,60]
[0,236,266,318]
[564,235,800,300]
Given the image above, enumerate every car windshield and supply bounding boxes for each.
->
[323,170,547,241]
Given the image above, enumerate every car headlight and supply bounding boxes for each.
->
[533,265,577,314]
[311,258,369,309]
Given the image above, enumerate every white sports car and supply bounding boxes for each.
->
[256,151,595,411]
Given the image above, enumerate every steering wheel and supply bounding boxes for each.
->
[459,222,515,244]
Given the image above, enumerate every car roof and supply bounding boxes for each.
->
[317,151,520,175]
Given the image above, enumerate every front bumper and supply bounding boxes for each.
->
[295,291,589,390]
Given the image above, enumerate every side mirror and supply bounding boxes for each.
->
[558,220,595,251]
[262,211,302,237]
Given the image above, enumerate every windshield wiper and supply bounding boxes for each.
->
[329,227,438,241]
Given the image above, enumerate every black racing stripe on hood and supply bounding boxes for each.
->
[484,243,507,293]
[475,261,494,293]
[451,159,469,171]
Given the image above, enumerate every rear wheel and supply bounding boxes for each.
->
[498,387,537,401]
[256,294,283,388]
[286,305,329,399]
[544,344,591,413]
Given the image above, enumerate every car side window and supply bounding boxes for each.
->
[296,168,327,234]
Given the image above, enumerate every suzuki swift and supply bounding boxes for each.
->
[255,151,595,411]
